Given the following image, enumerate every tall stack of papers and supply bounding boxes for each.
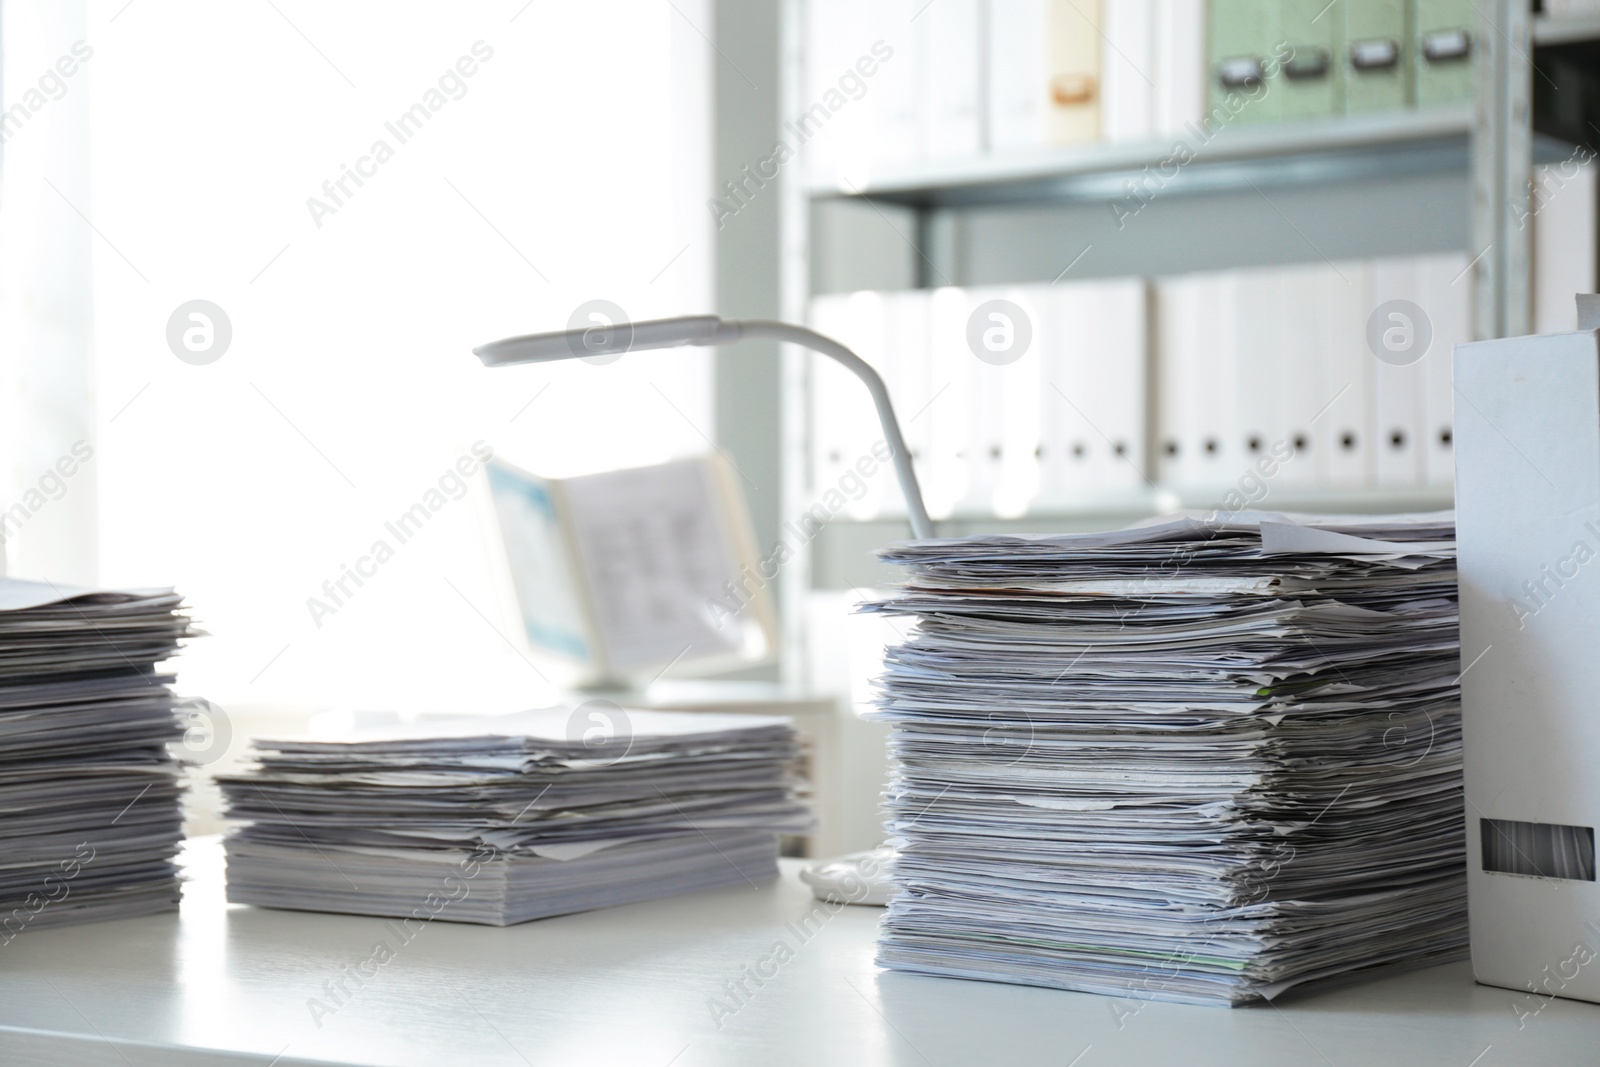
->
[0,579,195,937]
[864,514,1466,1005]
[221,707,810,924]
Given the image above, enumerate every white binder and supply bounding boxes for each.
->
[1233,267,1287,486]
[988,0,1051,152]
[1191,271,1242,493]
[808,293,850,499]
[808,293,881,510]
[1317,262,1374,489]
[879,289,934,516]
[1416,252,1472,489]
[1275,262,1329,491]
[1156,273,1236,492]
[1152,0,1206,137]
[1061,277,1149,493]
[842,290,891,520]
[1039,283,1089,509]
[1154,275,1198,488]
[869,0,923,169]
[994,288,1045,517]
[961,286,1014,515]
[1102,0,1155,143]
[802,0,863,187]
[919,0,985,159]
[1368,258,1429,488]
[927,287,974,518]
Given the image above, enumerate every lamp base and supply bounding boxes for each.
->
[799,847,895,906]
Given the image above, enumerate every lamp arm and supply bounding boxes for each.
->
[472,313,936,540]
[731,320,933,541]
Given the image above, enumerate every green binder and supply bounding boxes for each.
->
[1413,0,1474,107]
[1208,0,1280,126]
[1278,0,1343,120]
[1345,0,1411,113]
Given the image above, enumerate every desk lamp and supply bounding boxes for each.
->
[474,314,929,903]
[473,315,933,538]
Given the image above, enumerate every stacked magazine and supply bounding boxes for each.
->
[0,579,195,940]
[221,706,809,924]
[864,514,1466,1006]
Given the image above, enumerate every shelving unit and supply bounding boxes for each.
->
[808,105,1480,209]
[774,0,1581,680]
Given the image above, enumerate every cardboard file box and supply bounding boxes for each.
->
[1454,305,1600,1005]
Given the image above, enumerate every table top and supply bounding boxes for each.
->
[1,839,1596,1067]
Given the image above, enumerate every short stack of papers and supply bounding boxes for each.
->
[864,514,1467,1006]
[220,707,810,924]
[0,579,195,936]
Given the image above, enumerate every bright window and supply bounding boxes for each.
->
[3,0,714,712]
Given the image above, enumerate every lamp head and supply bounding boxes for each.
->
[473,314,740,367]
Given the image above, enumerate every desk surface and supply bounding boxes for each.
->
[0,840,1596,1067]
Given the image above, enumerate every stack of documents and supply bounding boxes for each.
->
[221,707,810,924]
[864,513,1466,1005]
[0,579,194,934]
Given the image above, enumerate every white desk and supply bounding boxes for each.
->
[1,840,1595,1066]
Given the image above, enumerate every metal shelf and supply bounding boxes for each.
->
[807,106,1478,209]
[1533,13,1600,45]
